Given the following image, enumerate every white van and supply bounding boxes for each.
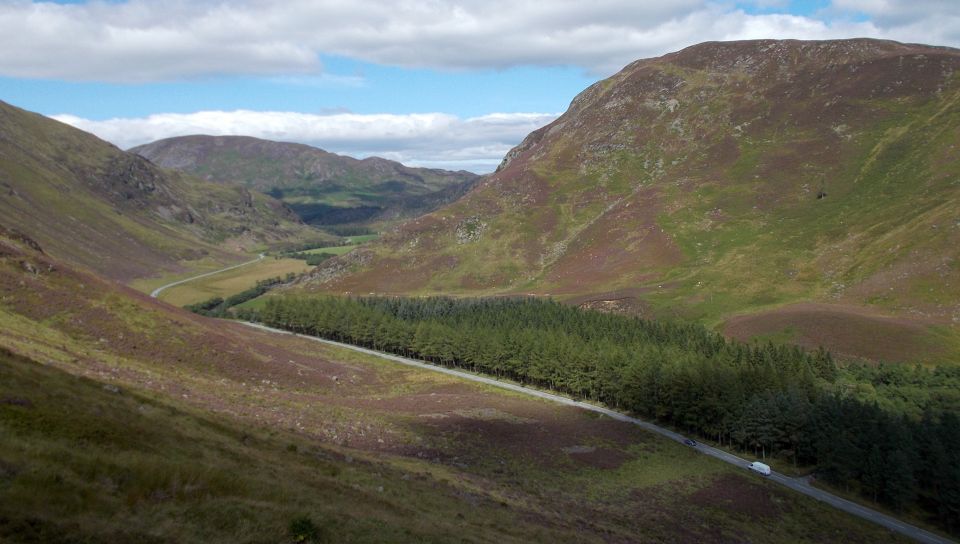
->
[749,461,771,475]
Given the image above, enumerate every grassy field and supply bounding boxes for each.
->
[232,295,273,311]
[147,237,376,309]
[128,255,253,294]
[303,245,358,256]
[345,234,380,244]
[157,257,312,307]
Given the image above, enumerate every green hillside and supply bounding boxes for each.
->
[303,39,960,364]
[131,135,479,229]
[0,101,325,282]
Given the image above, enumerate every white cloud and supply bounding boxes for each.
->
[828,0,960,43]
[51,110,559,173]
[1,0,958,82]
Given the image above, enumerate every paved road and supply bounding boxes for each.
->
[243,322,954,544]
[149,253,265,298]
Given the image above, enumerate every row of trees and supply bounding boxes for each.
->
[244,296,960,532]
[184,274,296,317]
[283,251,337,266]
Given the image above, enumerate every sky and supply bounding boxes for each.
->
[2,1,959,173]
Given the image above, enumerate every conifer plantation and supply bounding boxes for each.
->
[247,296,960,533]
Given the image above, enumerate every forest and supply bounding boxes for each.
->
[239,296,960,533]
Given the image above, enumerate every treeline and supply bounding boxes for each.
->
[320,225,376,237]
[284,251,337,266]
[287,202,382,226]
[184,274,295,317]
[246,296,960,532]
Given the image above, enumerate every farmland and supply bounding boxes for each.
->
[156,257,312,307]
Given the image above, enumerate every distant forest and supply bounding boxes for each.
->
[240,296,960,533]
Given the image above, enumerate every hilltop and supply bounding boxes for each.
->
[0,101,325,282]
[304,39,960,364]
[131,135,480,229]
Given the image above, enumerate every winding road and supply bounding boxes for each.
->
[158,254,951,544]
[243,321,954,544]
[149,253,265,298]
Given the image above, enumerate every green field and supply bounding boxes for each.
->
[344,234,380,244]
[303,245,357,256]
[157,257,312,307]
[129,255,253,294]
[150,236,377,310]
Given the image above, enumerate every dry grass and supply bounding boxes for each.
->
[722,302,960,364]
[157,258,312,307]
[128,256,248,294]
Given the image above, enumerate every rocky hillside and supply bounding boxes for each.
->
[305,39,960,363]
[0,101,322,281]
[131,135,480,228]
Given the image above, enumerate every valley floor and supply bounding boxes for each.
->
[0,232,931,543]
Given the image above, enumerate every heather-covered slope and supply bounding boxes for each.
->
[0,101,322,282]
[131,135,480,228]
[306,39,960,363]
[0,217,905,543]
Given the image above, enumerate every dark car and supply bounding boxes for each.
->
[683,439,697,447]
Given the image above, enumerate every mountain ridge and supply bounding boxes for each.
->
[301,38,960,363]
[131,134,481,228]
[0,101,321,282]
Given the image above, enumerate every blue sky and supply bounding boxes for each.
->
[0,60,592,120]
[1,0,958,172]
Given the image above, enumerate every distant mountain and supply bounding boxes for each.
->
[303,39,960,363]
[0,101,320,282]
[131,135,480,229]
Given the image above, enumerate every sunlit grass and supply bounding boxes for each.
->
[158,258,312,307]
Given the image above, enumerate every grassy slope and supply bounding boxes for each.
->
[0,222,906,542]
[305,39,960,364]
[130,135,479,228]
[0,101,325,282]
[3,346,617,544]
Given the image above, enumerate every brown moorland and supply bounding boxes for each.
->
[0,225,910,543]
